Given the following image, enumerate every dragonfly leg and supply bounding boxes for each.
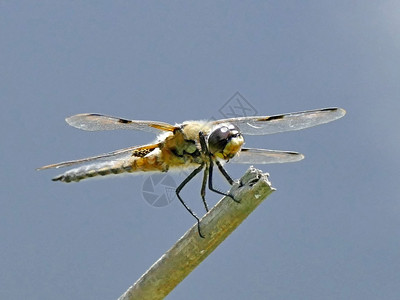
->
[200,164,209,212]
[176,163,205,238]
[207,160,239,202]
[198,131,209,154]
[215,160,234,185]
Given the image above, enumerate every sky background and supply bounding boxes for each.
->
[1,1,400,299]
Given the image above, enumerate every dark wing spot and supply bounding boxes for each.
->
[259,115,285,121]
[132,148,154,157]
[320,108,338,112]
[118,118,132,124]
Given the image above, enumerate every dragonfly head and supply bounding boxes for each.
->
[208,123,244,160]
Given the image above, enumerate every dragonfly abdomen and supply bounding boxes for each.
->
[53,154,166,183]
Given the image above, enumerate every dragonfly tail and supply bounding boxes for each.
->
[53,155,166,183]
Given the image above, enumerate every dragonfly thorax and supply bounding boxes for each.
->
[208,123,244,160]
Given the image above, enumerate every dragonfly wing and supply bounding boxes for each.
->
[230,148,304,164]
[66,113,177,133]
[212,108,345,135]
[37,143,160,170]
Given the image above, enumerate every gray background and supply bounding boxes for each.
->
[2,2,399,299]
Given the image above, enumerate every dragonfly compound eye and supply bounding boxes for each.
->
[208,124,244,159]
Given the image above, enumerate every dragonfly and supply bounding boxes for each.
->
[38,107,346,237]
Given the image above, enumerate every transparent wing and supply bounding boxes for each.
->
[66,113,177,133]
[230,148,304,164]
[212,108,346,135]
[37,143,160,170]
